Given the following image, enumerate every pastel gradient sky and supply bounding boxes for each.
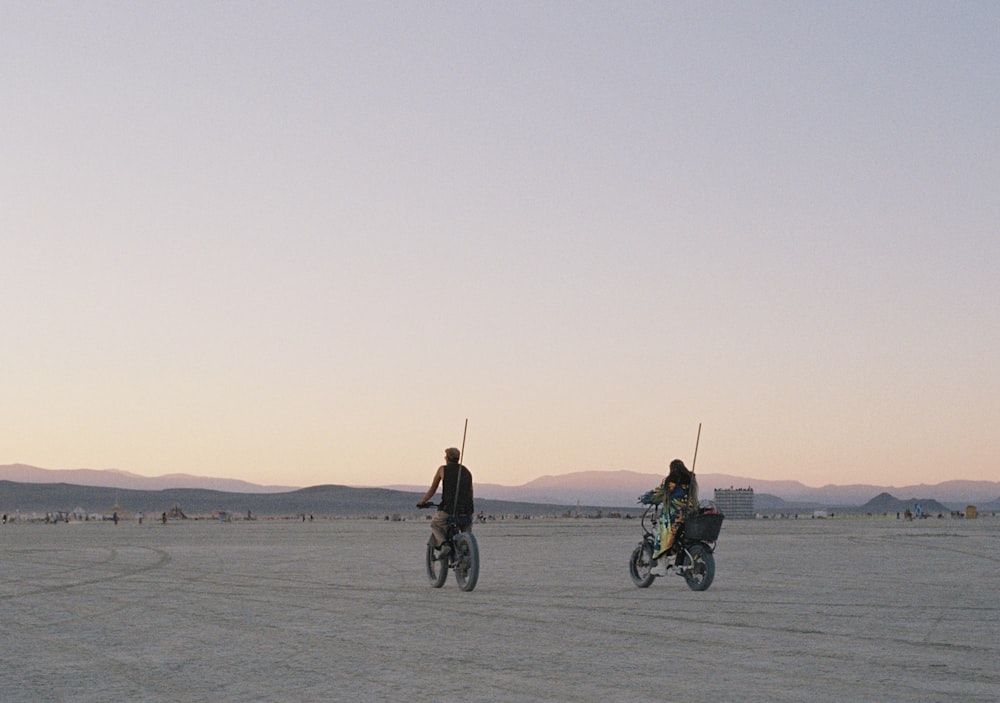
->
[3,2,998,488]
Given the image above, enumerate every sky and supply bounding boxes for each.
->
[2,2,998,489]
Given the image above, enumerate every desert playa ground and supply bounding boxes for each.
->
[2,515,997,702]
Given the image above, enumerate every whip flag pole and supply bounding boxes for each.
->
[691,422,702,472]
[688,422,703,512]
[459,418,468,463]
[454,418,468,516]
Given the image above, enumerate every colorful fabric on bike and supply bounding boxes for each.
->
[652,481,689,553]
[661,483,689,527]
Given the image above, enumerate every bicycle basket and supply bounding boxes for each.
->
[684,513,724,541]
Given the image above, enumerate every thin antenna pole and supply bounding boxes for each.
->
[691,422,702,472]
[459,418,468,463]
[453,418,468,516]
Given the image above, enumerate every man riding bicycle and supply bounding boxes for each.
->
[416,447,474,560]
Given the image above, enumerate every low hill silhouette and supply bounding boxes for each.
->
[0,463,295,492]
[0,480,606,519]
[859,492,951,515]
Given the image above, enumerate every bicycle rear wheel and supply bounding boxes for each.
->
[680,543,715,591]
[453,532,479,592]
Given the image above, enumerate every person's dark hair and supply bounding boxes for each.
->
[667,458,691,485]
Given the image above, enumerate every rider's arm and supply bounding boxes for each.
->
[650,480,671,505]
[417,466,444,506]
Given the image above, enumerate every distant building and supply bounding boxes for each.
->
[714,487,754,519]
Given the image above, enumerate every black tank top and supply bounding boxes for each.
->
[440,463,474,515]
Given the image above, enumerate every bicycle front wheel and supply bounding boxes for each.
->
[629,541,656,588]
[425,543,448,588]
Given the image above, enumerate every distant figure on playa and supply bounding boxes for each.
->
[416,447,474,559]
[162,512,167,524]
[641,459,695,561]
[113,511,119,525]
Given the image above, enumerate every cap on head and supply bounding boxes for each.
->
[445,447,461,462]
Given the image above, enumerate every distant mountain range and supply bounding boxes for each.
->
[3,464,999,514]
[460,470,1000,510]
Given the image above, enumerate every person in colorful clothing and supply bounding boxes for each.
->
[642,459,695,561]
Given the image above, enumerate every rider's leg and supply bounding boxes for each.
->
[653,493,686,559]
[653,521,677,559]
[652,521,667,559]
[429,511,449,548]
